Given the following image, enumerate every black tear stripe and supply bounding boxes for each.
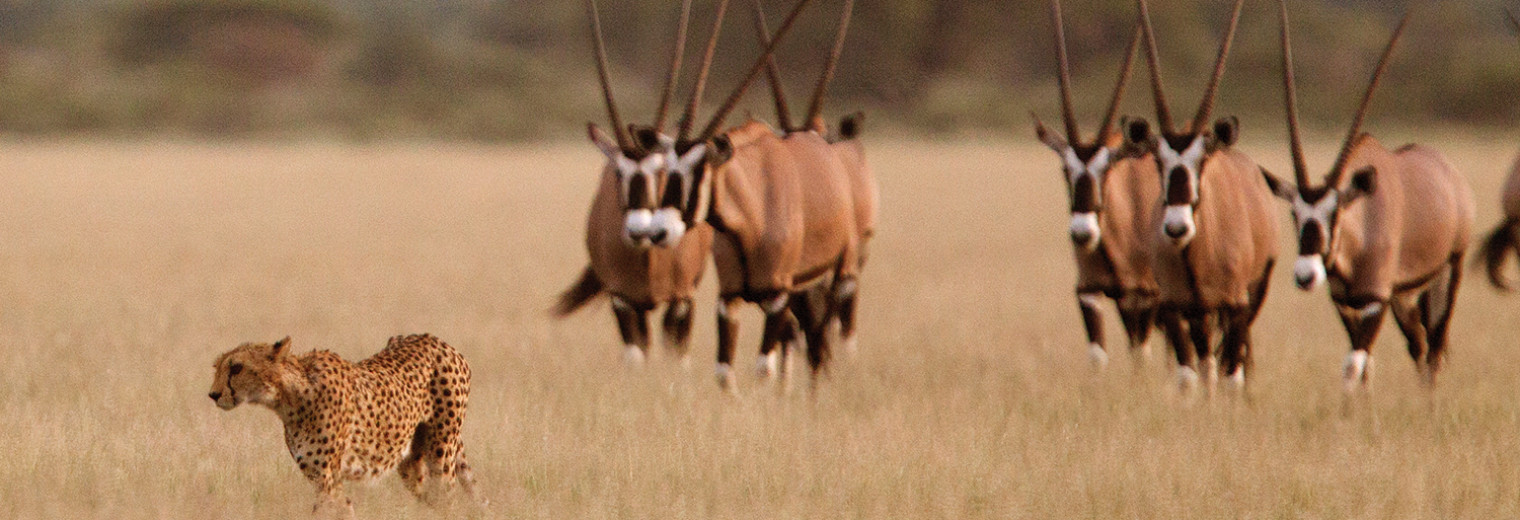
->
[1166,167,1192,206]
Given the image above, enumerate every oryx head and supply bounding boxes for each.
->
[1122,0,1245,249]
[583,0,700,249]
[1266,0,1408,290]
[639,0,824,245]
[1032,0,1141,252]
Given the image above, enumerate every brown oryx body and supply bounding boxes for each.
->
[1123,0,1278,391]
[1032,0,1161,369]
[1477,9,1520,291]
[553,0,713,366]
[1268,2,1473,391]
[636,0,863,391]
[1478,154,1520,290]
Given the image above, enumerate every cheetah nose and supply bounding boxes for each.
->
[208,391,222,401]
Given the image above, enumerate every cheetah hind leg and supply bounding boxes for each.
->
[397,425,429,499]
[454,452,487,506]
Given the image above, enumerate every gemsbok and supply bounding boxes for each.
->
[746,0,878,376]
[1477,8,1520,291]
[1031,0,1158,370]
[642,0,866,392]
[552,0,714,367]
[1123,0,1280,392]
[1268,1,1473,392]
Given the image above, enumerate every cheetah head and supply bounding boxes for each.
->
[209,336,294,411]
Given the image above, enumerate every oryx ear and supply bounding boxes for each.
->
[588,123,622,160]
[1260,167,1295,201]
[1121,117,1154,153]
[270,336,291,359]
[1343,166,1377,203]
[707,135,734,166]
[1211,116,1240,148]
[838,112,864,141]
[631,125,667,153]
[1033,113,1070,152]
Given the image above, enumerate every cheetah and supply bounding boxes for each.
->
[209,334,478,518]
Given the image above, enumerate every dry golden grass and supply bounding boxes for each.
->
[0,134,1518,519]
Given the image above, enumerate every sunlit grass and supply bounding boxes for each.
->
[0,135,1516,519]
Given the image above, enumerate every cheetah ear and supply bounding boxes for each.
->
[270,336,291,359]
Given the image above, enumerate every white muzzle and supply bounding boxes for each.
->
[648,208,687,248]
[1294,255,1327,290]
[1069,212,1101,251]
[1161,205,1196,247]
[622,209,655,248]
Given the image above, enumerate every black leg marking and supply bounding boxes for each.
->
[1160,307,1193,369]
[791,287,833,377]
[716,297,741,370]
[662,298,694,357]
[1424,256,1463,383]
[1216,306,1252,384]
[1078,292,1107,353]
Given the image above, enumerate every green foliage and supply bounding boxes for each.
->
[0,0,1511,139]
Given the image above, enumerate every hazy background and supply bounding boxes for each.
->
[0,0,1514,140]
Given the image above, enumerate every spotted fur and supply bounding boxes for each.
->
[209,334,477,518]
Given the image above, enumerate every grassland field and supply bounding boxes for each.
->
[0,132,1518,519]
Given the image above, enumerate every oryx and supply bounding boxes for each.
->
[1267,1,1474,391]
[1477,7,1520,291]
[743,0,878,377]
[1122,0,1280,392]
[638,0,865,392]
[1031,0,1158,370]
[552,0,714,367]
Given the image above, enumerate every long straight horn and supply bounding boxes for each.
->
[654,0,695,132]
[1097,25,1142,142]
[1135,0,1175,134]
[1191,0,1246,133]
[1049,0,1081,145]
[803,0,855,130]
[586,0,631,150]
[751,0,794,132]
[696,0,816,142]
[1279,0,1309,188]
[1328,10,1412,185]
[677,0,732,145]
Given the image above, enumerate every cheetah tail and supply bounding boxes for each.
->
[552,267,604,317]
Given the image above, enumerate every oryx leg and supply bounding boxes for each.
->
[661,298,695,367]
[1389,293,1428,381]
[834,277,861,355]
[791,285,835,381]
[611,297,651,367]
[758,293,802,384]
[715,296,742,391]
[1217,305,1253,392]
[1117,292,1157,367]
[1334,297,1387,393]
[1159,306,1199,390]
[1422,255,1463,387]
[1078,291,1109,369]
[1184,309,1216,390]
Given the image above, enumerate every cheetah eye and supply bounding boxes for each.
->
[229,363,243,376]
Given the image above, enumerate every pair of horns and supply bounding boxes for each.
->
[585,0,698,150]
[752,0,854,134]
[1135,0,1244,136]
[1280,0,1411,189]
[588,0,814,151]
[1047,0,1141,146]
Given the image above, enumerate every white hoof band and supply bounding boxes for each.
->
[622,346,646,367]
[1226,367,1245,390]
[716,363,736,390]
[1088,343,1109,369]
[1177,366,1200,390]
[1343,350,1369,392]
[755,351,780,378]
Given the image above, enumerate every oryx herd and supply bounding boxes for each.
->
[555,0,1520,399]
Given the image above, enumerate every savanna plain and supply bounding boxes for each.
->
[1,134,1517,520]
